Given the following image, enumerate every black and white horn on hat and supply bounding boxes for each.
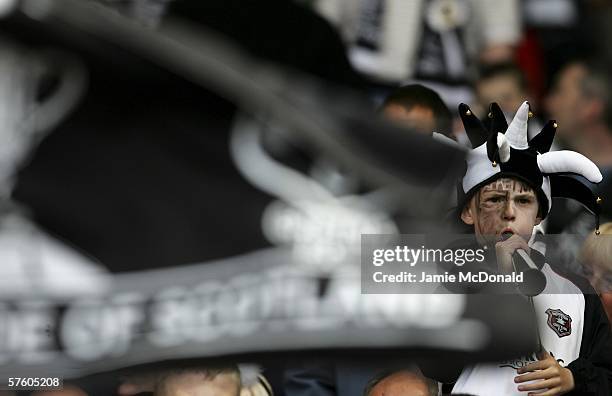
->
[457,101,603,233]
[529,120,556,154]
[537,151,603,183]
[484,103,511,166]
[505,101,530,149]
[483,102,508,133]
[458,103,488,148]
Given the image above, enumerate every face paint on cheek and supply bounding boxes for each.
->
[477,211,499,236]
[474,190,505,236]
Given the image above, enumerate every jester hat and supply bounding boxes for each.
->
[456,101,603,232]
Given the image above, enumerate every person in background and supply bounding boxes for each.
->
[475,62,531,116]
[118,366,242,396]
[460,61,545,147]
[543,60,612,270]
[30,387,87,396]
[580,222,612,324]
[363,369,439,396]
[154,367,241,396]
[545,60,612,169]
[380,84,453,137]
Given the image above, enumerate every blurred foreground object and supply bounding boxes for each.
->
[0,0,538,384]
[0,34,109,299]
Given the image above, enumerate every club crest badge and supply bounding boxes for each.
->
[546,308,572,338]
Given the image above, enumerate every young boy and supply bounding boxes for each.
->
[448,101,612,395]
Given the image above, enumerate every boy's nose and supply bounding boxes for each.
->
[502,202,516,220]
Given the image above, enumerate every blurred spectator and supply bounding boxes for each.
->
[118,366,242,396]
[284,360,381,396]
[580,222,612,324]
[475,62,530,115]
[363,369,439,396]
[31,387,87,396]
[118,371,158,395]
[305,83,454,203]
[117,366,273,396]
[451,65,538,149]
[545,60,612,166]
[380,84,452,136]
[312,0,521,107]
[155,368,241,396]
[472,62,545,143]
[545,60,612,236]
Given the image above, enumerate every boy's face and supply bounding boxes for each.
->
[461,178,541,244]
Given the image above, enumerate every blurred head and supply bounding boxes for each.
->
[580,222,612,323]
[154,367,241,396]
[32,385,88,396]
[460,177,542,245]
[381,84,452,136]
[476,62,528,115]
[364,370,438,396]
[545,61,612,143]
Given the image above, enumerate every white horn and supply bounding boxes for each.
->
[497,133,510,163]
[537,151,603,183]
[505,101,530,149]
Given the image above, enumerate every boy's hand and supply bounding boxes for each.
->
[495,234,530,274]
[514,351,575,395]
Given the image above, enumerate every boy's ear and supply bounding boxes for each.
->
[460,203,475,225]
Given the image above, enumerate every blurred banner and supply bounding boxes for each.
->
[0,253,538,379]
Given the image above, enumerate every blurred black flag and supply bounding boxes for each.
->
[3,0,463,273]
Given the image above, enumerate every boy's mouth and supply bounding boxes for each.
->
[497,228,515,241]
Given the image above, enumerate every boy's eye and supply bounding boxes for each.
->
[487,196,504,203]
[517,197,533,204]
